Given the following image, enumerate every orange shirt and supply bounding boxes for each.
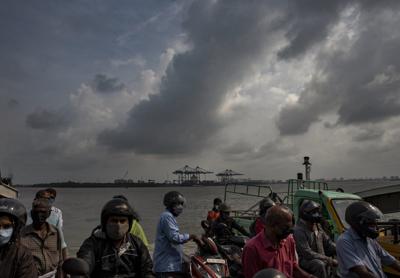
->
[207,210,220,221]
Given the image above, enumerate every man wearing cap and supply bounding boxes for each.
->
[27,189,68,260]
[207,197,223,222]
[21,198,63,277]
[153,191,202,278]
[211,202,250,246]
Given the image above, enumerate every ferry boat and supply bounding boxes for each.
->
[0,177,18,198]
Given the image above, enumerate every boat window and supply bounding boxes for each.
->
[331,199,359,229]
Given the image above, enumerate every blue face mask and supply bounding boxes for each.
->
[48,197,55,205]
[0,227,13,246]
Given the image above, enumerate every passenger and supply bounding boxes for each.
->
[249,197,275,237]
[253,268,287,278]
[337,201,400,278]
[293,200,337,278]
[113,194,149,247]
[27,189,68,259]
[62,257,89,278]
[212,203,250,246]
[242,205,316,278]
[20,198,63,277]
[0,198,38,278]
[77,198,154,278]
[207,197,223,222]
[153,191,202,278]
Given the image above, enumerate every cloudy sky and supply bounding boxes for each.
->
[2,0,400,184]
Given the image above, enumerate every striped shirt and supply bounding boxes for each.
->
[20,223,62,276]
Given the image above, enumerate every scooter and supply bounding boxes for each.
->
[188,236,230,278]
[201,220,246,278]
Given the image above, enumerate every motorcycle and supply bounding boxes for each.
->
[201,220,246,278]
[188,236,230,278]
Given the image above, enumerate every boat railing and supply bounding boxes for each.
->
[224,183,278,219]
[223,183,275,201]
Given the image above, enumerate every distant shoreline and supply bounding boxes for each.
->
[14,178,400,188]
[14,181,228,188]
[15,180,288,188]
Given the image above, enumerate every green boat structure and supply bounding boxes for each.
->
[224,178,400,276]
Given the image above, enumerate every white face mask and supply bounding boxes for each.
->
[0,227,13,246]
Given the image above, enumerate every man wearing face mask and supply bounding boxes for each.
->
[0,198,38,278]
[337,201,400,278]
[242,205,315,278]
[77,198,154,278]
[21,198,63,277]
[207,197,222,222]
[211,203,250,246]
[153,191,202,278]
[27,189,68,260]
[249,197,276,237]
[293,200,337,278]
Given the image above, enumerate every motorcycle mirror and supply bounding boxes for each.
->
[62,258,89,276]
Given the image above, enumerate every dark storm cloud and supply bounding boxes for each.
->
[92,74,125,94]
[99,0,287,154]
[278,0,347,60]
[26,108,69,130]
[277,1,400,135]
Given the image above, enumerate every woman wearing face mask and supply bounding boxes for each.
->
[0,198,38,278]
[77,198,154,278]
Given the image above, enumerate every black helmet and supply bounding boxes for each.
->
[0,198,27,240]
[163,191,186,208]
[253,268,287,278]
[101,198,135,230]
[299,200,322,223]
[259,198,275,216]
[345,201,383,239]
[219,203,232,213]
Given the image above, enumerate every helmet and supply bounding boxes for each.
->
[299,200,322,223]
[345,201,383,238]
[253,269,287,278]
[0,198,27,239]
[101,198,135,230]
[62,257,89,276]
[163,191,186,208]
[219,203,231,213]
[259,198,275,216]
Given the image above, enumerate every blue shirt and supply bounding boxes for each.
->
[337,227,395,278]
[153,210,190,273]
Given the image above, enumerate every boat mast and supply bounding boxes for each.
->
[303,156,311,181]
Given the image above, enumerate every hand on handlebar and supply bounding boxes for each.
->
[189,234,204,246]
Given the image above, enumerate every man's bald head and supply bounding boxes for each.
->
[265,205,293,227]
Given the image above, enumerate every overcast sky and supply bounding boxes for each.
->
[2,0,400,184]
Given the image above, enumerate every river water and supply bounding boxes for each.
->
[17,180,400,254]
